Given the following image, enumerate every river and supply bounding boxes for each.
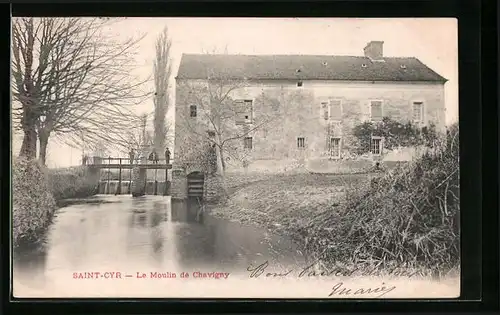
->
[13,195,306,298]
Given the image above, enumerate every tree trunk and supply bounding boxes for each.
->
[38,131,50,165]
[17,18,38,161]
[19,128,37,160]
[213,134,226,194]
[19,104,38,160]
[215,145,225,178]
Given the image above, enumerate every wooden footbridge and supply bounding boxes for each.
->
[84,156,173,196]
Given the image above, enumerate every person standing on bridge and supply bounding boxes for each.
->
[129,149,135,165]
[82,154,88,165]
[165,147,171,165]
[149,148,159,164]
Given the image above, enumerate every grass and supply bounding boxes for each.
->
[209,124,459,277]
[210,173,373,235]
[299,125,460,277]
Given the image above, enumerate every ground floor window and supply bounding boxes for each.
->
[243,137,253,150]
[371,137,383,155]
[329,137,341,158]
[297,137,305,149]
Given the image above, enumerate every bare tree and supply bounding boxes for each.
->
[153,27,172,156]
[124,113,153,157]
[11,17,150,164]
[91,139,109,158]
[177,60,281,180]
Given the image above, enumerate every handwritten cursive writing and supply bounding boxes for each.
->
[246,261,293,278]
[328,281,396,298]
[247,260,420,279]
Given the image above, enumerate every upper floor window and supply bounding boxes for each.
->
[371,136,383,155]
[412,101,424,123]
[243,137,253,150]
[235,99,253,124]
[190,105,197,118]
[297,137,306,149]
[370,100,383,122]
[322,100,342,121]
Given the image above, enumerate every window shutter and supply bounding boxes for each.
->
[371,101,383,121]
[321,102,329,120]
[330,100,342,120]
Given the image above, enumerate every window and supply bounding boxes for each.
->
[412,101,424,122]
[329,100,342,121]
[322,100,342,121]
[370,100,383,121]
[297,137,306,149]
[235,99,253,124]
[329,137,341,158]
[190,105,197,117]
[371,137,383,155]
[243,137,253,150]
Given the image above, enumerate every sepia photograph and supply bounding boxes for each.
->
[11,17,459,298]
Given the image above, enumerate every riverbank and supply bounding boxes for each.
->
[48,166,97,201]
[209,128,460,278]
[210,173,372,234]
[12,159,97,250]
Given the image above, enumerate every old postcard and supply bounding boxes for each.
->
[11,17,459,298]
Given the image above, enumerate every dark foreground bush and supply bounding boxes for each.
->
[48,166,97,201]
[12,158,56,249]
[300,124,460,275]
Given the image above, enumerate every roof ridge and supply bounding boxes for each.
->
[181,53,422,58]
[177,54,447,82]
[182,53,370,58]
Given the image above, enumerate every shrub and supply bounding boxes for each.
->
[351,117,439,155]
[48,166,97,201]
[12,158,56,249]
[300,123,459,274]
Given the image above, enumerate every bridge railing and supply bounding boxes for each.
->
[84,156,172,166]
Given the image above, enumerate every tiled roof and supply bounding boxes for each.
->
[176,54,447,83]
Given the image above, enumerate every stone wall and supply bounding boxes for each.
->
[171,169,187,199]
[175,79,446,173]
[131,167,146,196]
[204,174,224,203]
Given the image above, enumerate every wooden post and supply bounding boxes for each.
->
[143,166,148,195]
[128,158,132,194]
[106,156,111,194]
[154,167,158,195]
[164,167,169,196]
[116,158,122,195]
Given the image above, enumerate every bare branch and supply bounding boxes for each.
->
[11,17,151,163]
[177,51,281,175]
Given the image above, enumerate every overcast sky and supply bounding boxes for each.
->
[11,18,458,168]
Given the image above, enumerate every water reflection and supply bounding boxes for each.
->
[171,197,205,223]
[13,195,304,294]
[13,246,48,289]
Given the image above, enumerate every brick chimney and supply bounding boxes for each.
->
[363,41,384,61]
